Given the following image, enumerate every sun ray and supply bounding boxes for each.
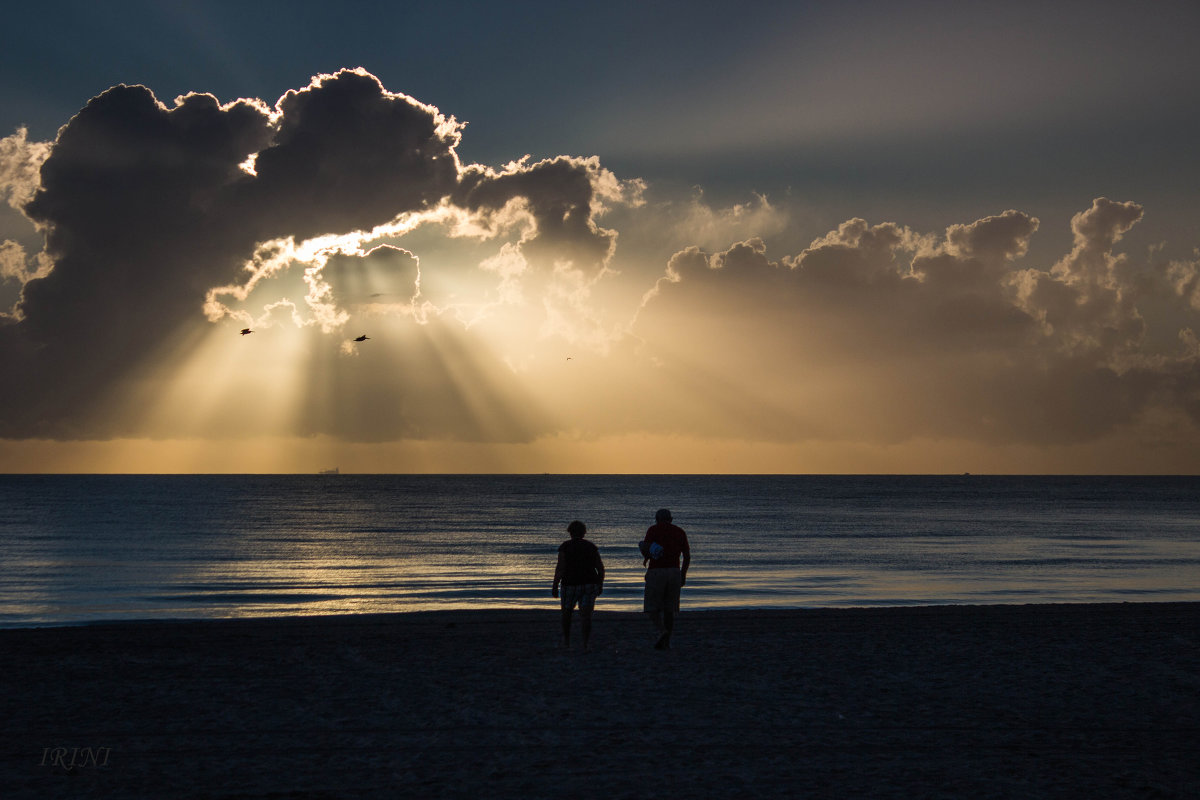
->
[142,320,313,451]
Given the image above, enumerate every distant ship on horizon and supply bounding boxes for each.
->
[319,467,340,475]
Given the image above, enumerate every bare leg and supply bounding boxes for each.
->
[648,609,670,649]
[581,609,593,651]
[561,608,573,647]
[656,608,673,649]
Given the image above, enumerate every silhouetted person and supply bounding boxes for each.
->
[640,508,690,649]
[552,520,605,650]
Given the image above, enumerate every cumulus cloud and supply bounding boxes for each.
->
[4,66,1200,461]
[0,128,50,212]
[660,190,787,252]
[1166,250,1200,312]
[232,70,463,242]
[0,129,53,318]
[0,241,50,290]
[324,245,422,311]
[635,200,1200,445]
[0,69,642,440]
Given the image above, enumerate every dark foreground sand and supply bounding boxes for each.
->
[2,603,1198,799]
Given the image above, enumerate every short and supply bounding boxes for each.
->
[560,583,600,612]
[643,567,682,614]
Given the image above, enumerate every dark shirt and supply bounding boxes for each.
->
[643,522,690,569]
[557,538,604,585]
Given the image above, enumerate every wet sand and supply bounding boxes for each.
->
[3,602,1198,798]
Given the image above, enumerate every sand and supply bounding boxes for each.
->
[2,602,1198,799]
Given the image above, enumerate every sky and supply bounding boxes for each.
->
[2,0,1200,474]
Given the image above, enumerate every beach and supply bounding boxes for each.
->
[3,602,1197,798]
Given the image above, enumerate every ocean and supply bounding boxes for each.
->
[1,474,1198,627]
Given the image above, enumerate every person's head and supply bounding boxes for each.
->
[567,520,587,539]
[655,508,672,523]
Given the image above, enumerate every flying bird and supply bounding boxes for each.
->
[354,335,370,342]
[240,328,253,335]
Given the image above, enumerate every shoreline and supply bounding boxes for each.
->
[8,596,1200,631]
[4,602,1198,798]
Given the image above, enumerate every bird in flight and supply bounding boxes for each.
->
[240,328,253,336]
[354,335,370,342]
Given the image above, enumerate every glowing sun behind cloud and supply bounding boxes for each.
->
[3,61,1200,475]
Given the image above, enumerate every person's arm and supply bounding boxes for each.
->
[595,549,605,594]
[680,532,691,586]
[552,549,564,597]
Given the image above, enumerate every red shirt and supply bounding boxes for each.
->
[642,522,690,569]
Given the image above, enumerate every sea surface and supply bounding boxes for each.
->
[1,474,1198,627]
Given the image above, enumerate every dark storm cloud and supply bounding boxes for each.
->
[20,87,272,342]
[236,70,462,242]
[0,69,630,439]
[3,85,274,437]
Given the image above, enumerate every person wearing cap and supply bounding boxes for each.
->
[552,520,605,650]
[639,508,691,649]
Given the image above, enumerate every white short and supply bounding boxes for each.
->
[643,568,682,613]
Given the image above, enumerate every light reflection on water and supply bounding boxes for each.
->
[1,475,1199,625]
